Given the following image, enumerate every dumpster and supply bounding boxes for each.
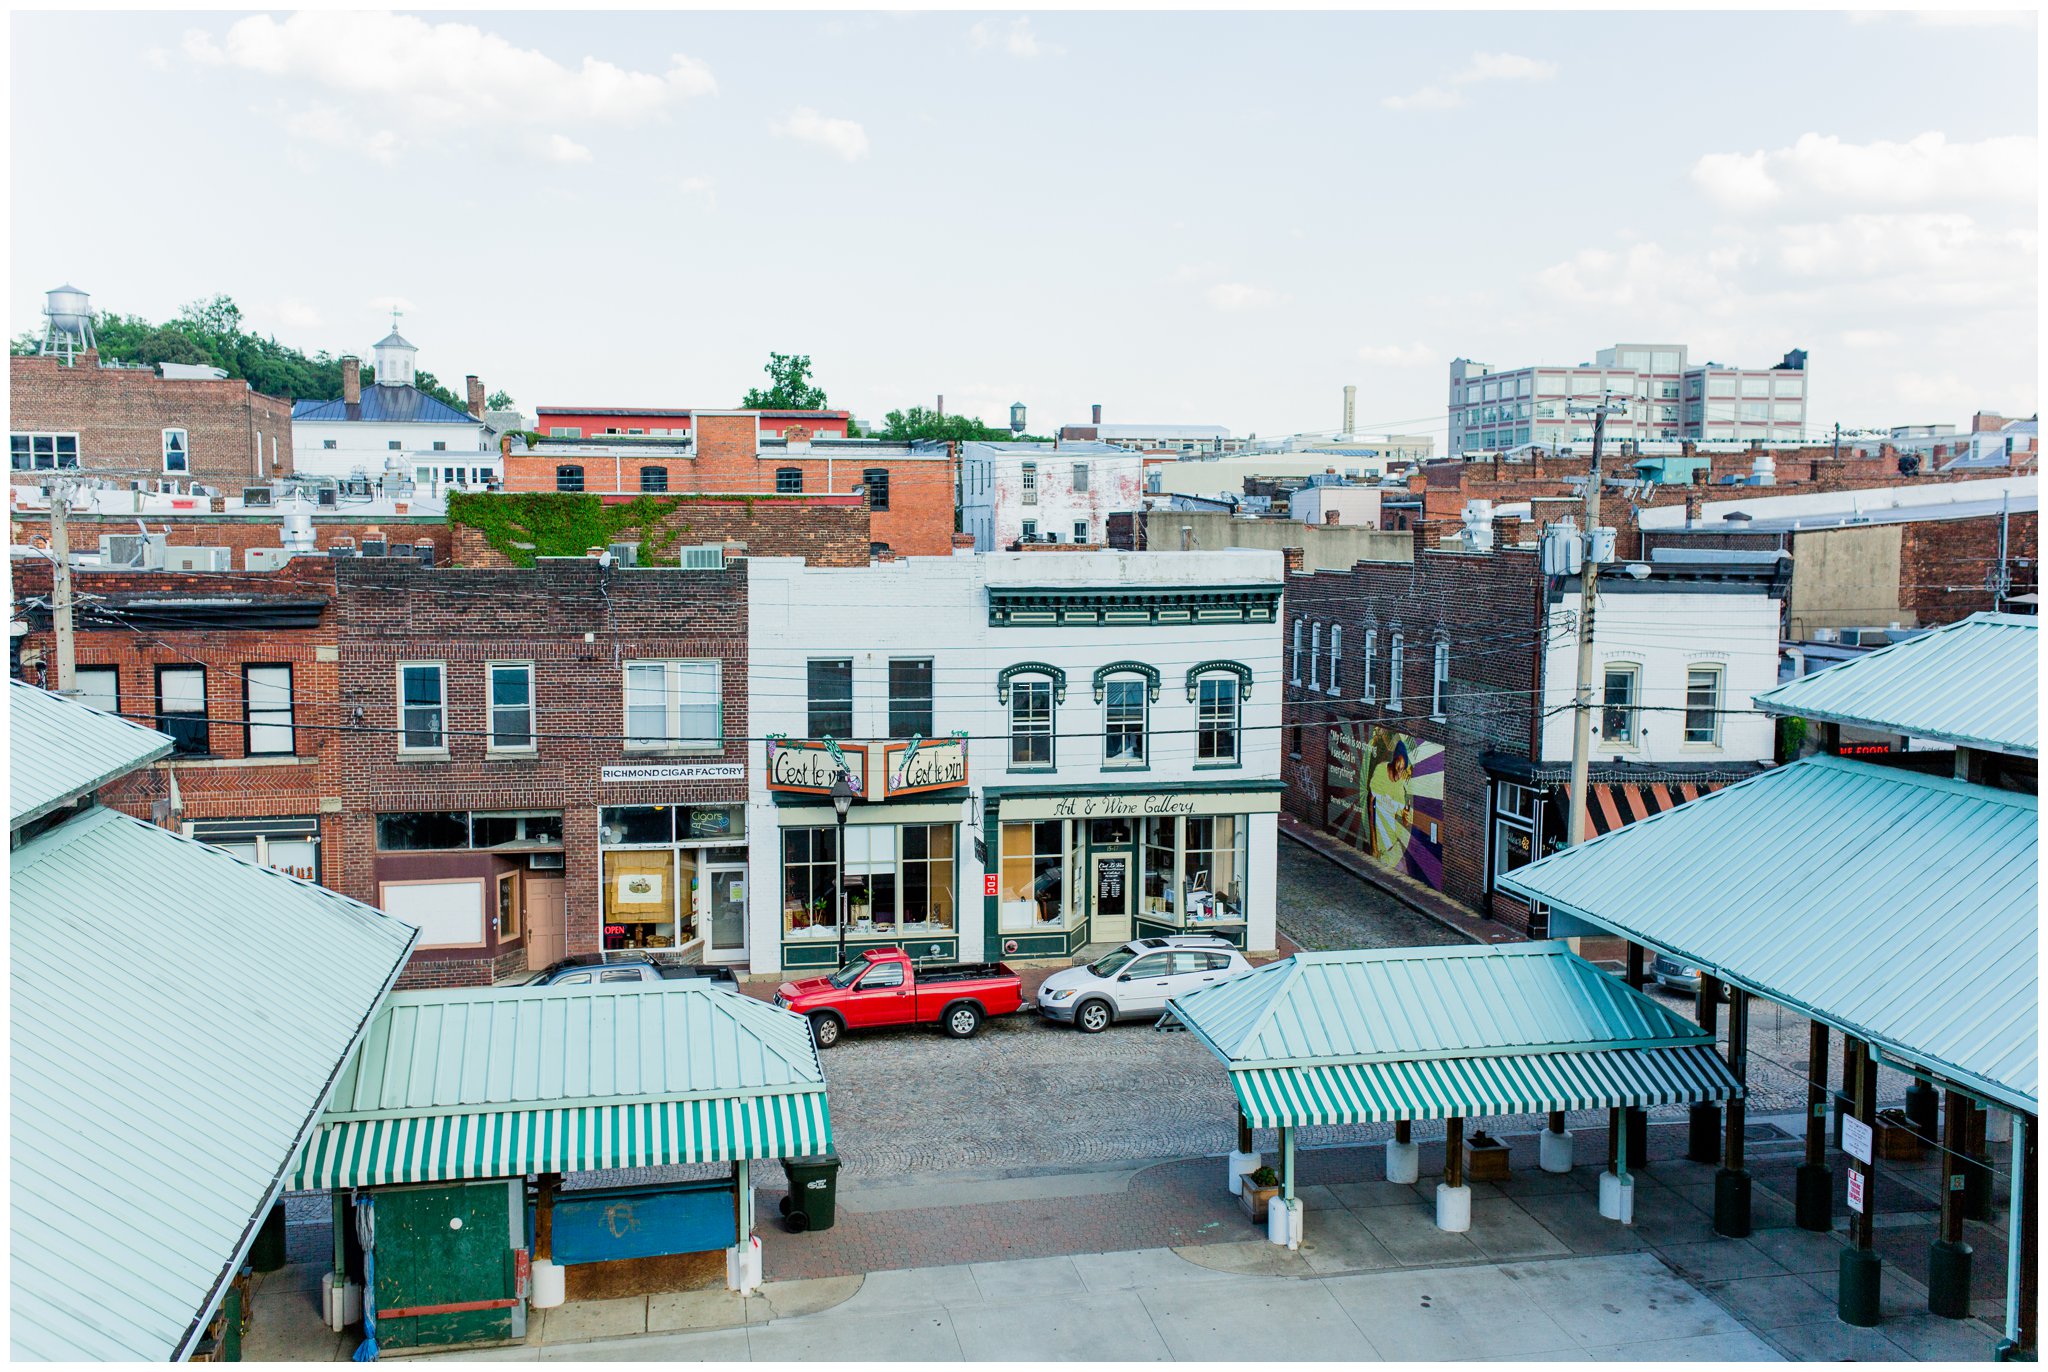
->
[779,1154,841,1232]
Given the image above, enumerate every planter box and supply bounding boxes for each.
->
[1465,1137,1512,1183]
[1876,1109,1927,1161]
[1240,1184,1279,1225]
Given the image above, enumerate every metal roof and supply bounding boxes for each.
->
[1755,612,2037,757]
[9,680,171,830]
[1500,755,2037,1114]
[1167,943,1711,1068]
[323,982,826,1119]
[10,807,416,1361]
[292,387,480,424]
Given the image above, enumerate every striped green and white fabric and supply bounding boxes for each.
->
[1231,1043,1736,1128]
[291,1091,831,1189]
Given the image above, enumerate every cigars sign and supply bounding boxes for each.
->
[765,738,969,799]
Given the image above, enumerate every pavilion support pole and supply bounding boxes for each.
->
[1966,1100,1996,1222]
[1997,1116,2038,1359]
[1269,1125,1303,1249]
[1795,1019,1835,1232]
[1229,1111,1260,1196]
[1714,989,1753,1238]
[530,1172,566,1310]
[1599,1105,1636,1223]
[1387,1118,1419,1184]
[1437,1116,1471,1232]
[1688,974,1724,1163]
[1928,1088,1974,1318]
[1840,1042,1883,1327]
[1618,946,1650,1169]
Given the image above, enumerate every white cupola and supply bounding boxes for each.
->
[372,328,418,388]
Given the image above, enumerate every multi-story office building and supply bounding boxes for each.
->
[1449,343,1810,457]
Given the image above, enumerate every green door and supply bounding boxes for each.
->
[372,1183,517,1349]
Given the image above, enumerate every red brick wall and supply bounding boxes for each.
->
[10,352,294,486]
[335,557,750,987]
[10,512,454,565]
[533,408,851,438]
[448,496,873,568]
[1900,510,2039,624]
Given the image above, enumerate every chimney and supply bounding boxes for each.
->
[1684,491,1704,528]
[1492,514,1524,548]
[1343,384,1356,437]
[937,394,944,417]
[1179,525,1193,551]
[1411,519,1439,561]
[466,374,485,419]
[1324,510,1341,525]
[1281,546,1305,575]
[341,356,361,406]
[1092,403,1103,426]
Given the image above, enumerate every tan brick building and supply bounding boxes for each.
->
[9,351,293,489]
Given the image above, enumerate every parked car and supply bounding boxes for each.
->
[772,947,1023,1048]
[523,954,741,992]
[1036,935,1253,1033]
[1650,952,1730,999]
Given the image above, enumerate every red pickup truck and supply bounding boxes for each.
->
[773,947,1023,1048]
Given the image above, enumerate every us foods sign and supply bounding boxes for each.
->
[885,739,969,798]
[766,739,866,795]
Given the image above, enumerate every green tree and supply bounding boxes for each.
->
[741,352,829,410]
[877,406,1044,443]
[486,389,516,410]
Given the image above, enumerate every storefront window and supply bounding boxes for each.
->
[1142,818,1176,921]
[604,848,689,950]
[1183,816,1247,926]
[781,822,955,939]
[783,826,841,939]
[377,811,472,850]
[900,824,956,931]
[999,820,1068,932]
[471,812,564,848]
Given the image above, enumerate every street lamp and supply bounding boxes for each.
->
[830,773,855,966]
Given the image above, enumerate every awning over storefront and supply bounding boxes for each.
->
[1571,780,1727,838]
[1167,942,1739,1128]
[286,981,832,1191]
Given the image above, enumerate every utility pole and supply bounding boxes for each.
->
[1832,421,1841,463]
[1564,396,1629,848]
[49,479,78,695]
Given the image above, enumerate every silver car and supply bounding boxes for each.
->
[1036,935,1252,1033]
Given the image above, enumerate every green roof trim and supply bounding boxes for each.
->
[996,661,1067,705]
[1092,660,1161,703]
[1186,660,1254,702]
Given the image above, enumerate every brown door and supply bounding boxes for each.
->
[525,875,566,971]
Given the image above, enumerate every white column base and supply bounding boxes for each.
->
[1228,1150,1262,1196]
[726,1236,763,1294]
[530,1258,567,1309]
[1435,1183,1472,1233]
[1267,1196,1304,1249]
[1539,1128,1575,1174]
[1598,1171,1635,1224]
[1385,1139,1420,1185]
[321,1273,362,1332]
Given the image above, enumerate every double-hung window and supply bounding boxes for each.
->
[1431,641,1450,721]
[777,467,803,494]
[10,432,79,471]
[1009,678,1054,768]
[863,467,890,511]
[75,665,120,716]
[1602,664,1640,744]
[1327,626,1342,696]
[624,659,722,749]
[156,666,209,756]
[1071,463,1089,493]
[1289,619,1304,686]
[162,428,190,474]
[1021,462,1038,505]
[489,662,536,752]
[888,658,934,737]
[399,663,447,753]
[806,658,854,739]
[1309,623,1323,691]
[1196,675,1240,764]
[1103,677,1148,767]
[1684,665,1723,745]
[243,664,295,755]
[1360,628,1377,703]
[1388,633,1405,713]
[639,465,668,493]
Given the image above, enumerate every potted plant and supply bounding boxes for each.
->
[1465,1129,1512,1183]
[1239,1164,1281,1224]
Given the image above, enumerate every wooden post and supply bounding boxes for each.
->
[1839,1041,1883,1326]
[1238,1114,1253,1156]
[1714,989,1752,1237]
[1396,1119,1412,1145]
[1928,1088,1973,1318]
[1620,946,1650,1168]
[534,1173,558,1261]
[1280,1126,1296,1203]
[1966,1100,1995,1222]
[1445,1117,1465,1189]
[1688,974,1723,1163]
[1796,1020,1834,1231]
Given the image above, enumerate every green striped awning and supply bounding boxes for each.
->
[288,1091,831,1190]
[1231,1044,1738,1129]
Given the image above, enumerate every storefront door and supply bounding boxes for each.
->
[1091,851,1132,944]
[706,865,747,962]
[525,875,565,971]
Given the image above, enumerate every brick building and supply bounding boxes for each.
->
[333,556,750,989]
[501,412,957,556]
[10,503,456,568]
[447,492,876,569]
[11,557,344,882]
[533,406,851,440]
[10,351,293,489]
[1280,520,1784,933]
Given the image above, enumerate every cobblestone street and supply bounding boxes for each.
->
[1274,833,1471,952]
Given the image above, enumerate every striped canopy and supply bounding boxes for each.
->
[290,1091,831,1190]
[1231,1044,1737,1128]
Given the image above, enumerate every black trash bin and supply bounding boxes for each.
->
[779,1154,841,1232]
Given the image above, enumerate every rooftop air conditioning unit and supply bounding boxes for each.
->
[316,488,339,507]
[680,545,725,571]
[100,533,167,570]
[360,536,387,558]
[242,486,274,508]
[246,548,296,572]
[163,546,232,572]
[608,541,641,568]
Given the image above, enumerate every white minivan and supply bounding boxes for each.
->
[1036,935,1252,1033]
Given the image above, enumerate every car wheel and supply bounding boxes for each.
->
[943,1003,983,1038]
[1076,1000,1112,1034]
[809,1013,843,1049]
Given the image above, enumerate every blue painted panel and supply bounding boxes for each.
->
[551,1181,737,1266]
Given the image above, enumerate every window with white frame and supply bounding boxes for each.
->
[1196,675,1240,764]
[1360,627,1377,703]
[1009,677,1054,768]
[1601,664,1640,744]
[399,663,446,752]
[1309,622,1323,691]
[624,660,722,749]
[1490,781,1540,893]
[243,664,295,755]
[1021,462,1038,505]
[1431,640,1450,721]
[1388,632,1404,712]
[1103,676,1148,767]
[161,429,190,473]
[156,667,210,754]
[1290,618,1304,685]
[10,432,80,471]
[1684,665,1723,745]
[489,662,536,751]
[1327,626,1342,695]
[75,665,120,716]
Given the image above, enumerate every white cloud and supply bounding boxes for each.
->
[1384,49,1555,112]
[1840,329,1901,348]
[277,298,323,329]
[773,107,870,162]
[970,17,1061,59]
[1206,282,1281,312]
[679,176,714,196]
[1357,342,1436,366]
[285,105,403,163]
[536,133,593,164]
[1693,132,2038,212]
[1853,9,2037,26]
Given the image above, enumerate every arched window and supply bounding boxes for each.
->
[1389,631,1405,713]
[1327,626,1342,696]
[1361,626,1378,703]
[1009,673,1056,769]
[1102,671,1149,768]
[1290,619,1304,685]
[1194,670,1242,765]
[1309,622,1323,690]
[555,464,584,493]
[776,467,803,494]
[863,467,889,511]
[639,465,668,493]
[1431,639,1450,721]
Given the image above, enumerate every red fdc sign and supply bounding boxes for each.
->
[984,875,999,897]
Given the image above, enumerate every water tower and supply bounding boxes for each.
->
[1009,402,1027,436]
[41,284,96,362]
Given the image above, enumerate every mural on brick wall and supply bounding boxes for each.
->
[1325,723,1445,890]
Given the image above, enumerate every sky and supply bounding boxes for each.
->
[9,7,2039,445]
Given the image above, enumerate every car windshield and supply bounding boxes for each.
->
[827,960,871,988]
[1087,948,1139,977]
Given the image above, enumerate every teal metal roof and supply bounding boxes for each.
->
[1501,755,2037,1114]
[322,982,827,1119]
[1757,612,2037,758]
[10,808,416,1362]
[1168,942,1711,1068]
[9,680,171,829]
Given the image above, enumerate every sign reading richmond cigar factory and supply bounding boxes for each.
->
[766,739,866,794]
[884,739,969,798]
